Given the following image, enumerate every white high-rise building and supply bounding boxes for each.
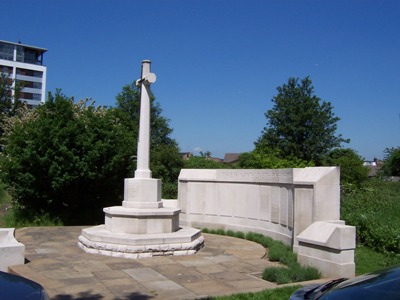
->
[0,40,47,108]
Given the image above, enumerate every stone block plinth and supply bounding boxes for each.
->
[295,221,356,278]
[123,178,162,209]
[104,206,180,234]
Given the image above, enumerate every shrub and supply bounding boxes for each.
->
[262,267,291,284]
[322,148,368,187]
[341,179,400,254]
[262,264,320,284]
[235,231,245,239]
[226,230,236,237]
[245,232,273,248]
[0,92,136,225]
[238,149,313,169]
[268,241,294,264]
[215,229,226,235]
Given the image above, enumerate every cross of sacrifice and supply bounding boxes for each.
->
[134,60,156,179]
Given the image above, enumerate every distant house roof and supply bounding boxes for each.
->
[180,152,192,160]
[210,157,223,163]
[223,153,241,164]
[363,158,384,177]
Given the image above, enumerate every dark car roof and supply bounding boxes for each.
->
[319,265,400,300]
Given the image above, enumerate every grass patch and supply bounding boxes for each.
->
[210,285,301,300]
[3,208,63,228]
[202,229,321,284]
[355,245,400,275]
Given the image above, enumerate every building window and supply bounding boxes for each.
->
[32,93,41,101]
[0,65,13,74]
[16,46,23,62]
[16,80,42,89]
[16,68,43,78]
[0,43,14,61]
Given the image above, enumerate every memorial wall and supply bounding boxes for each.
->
[177,167,355,277]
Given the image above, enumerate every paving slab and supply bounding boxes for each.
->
[11,226,281,299]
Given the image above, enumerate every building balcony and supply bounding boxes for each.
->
[16,74,43,83]
[21,87,42,95]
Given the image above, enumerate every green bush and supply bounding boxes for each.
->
[290,264,321,282]
[235,231,245,239]
[245,232,273,248]
[341,179,400,254]
[262,264,320,284]
[322,148,368,187]
[238,149,313,169]
[262,267,291,284]
[215,229,226,235]
[184,156,227,169]
[226,230,236,237]
[268,241,293,263]
[1,93,136,225]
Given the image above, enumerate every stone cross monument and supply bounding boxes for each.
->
[135,60,155,179]
[122,60,163,211]
[78,60,204,258]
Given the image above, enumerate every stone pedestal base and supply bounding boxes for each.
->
[78,175,204,259]
[78,225,204,258]
[104,206,181,234]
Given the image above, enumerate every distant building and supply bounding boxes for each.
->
[0,40,47,108]
[223,153,241,164]
[363,157,384,177]
[180,152,192,160]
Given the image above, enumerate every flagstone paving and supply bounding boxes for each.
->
[12,226,282,299]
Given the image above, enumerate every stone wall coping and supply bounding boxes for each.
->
[179,167,338,185]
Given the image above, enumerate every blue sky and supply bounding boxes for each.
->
[3,0,400,160]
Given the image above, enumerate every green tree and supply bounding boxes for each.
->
[0,90,136,225]
[0,73,22,139]
[183,155,226,169]
[238,149,313,169]
[382,147,400,177]
[115,81,183,198]
[322,148,368,187]
[256,77,349,164]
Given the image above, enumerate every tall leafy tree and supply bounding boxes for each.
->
[0,73,22,139]
[256,77,349,164]
[115,81,183,198]
[382,147,400,177]
[0,90,136,224]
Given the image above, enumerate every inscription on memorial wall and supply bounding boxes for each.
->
[218,169,293,184]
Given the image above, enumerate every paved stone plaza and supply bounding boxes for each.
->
[9,226,308,300]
